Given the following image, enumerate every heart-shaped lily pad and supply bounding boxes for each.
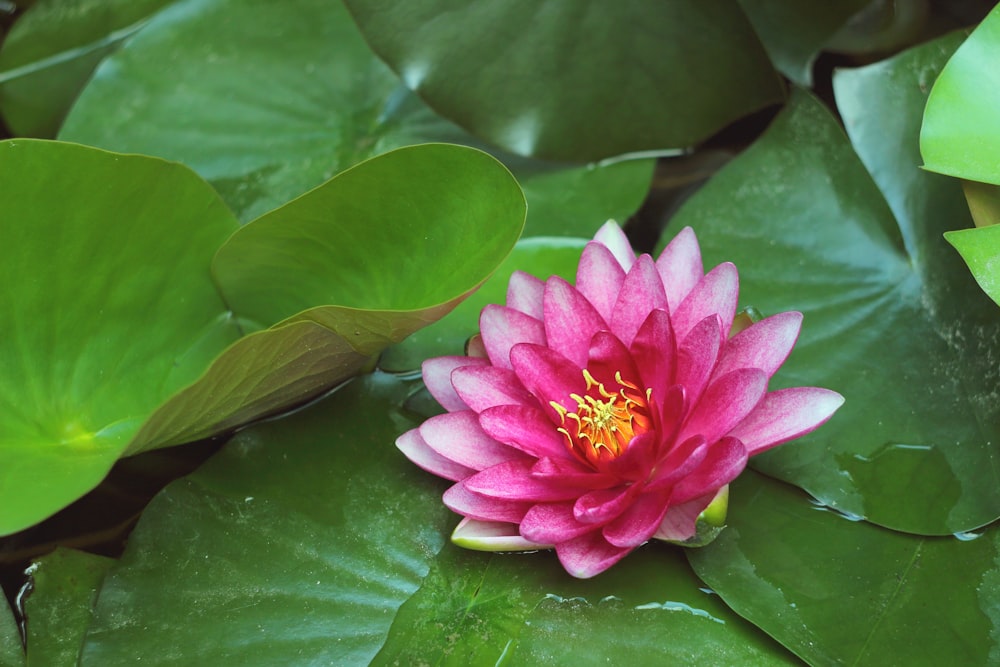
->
[666,35,1000,535]
[58,0,652,232]
[344,0,785,162]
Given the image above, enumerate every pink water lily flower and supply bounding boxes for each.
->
[398,223,843,578]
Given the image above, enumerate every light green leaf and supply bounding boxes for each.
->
[944,225,1000,309]
[665,37,1000,535]
[344,0,785,162]
[0,140,525,533]
[921,4,1000,185]
[59,0,652,230]
[0,139,241,535]
[0,0,175,137]
[22,548,114,667]
[76,374,798,665]
[688,471,1000,666]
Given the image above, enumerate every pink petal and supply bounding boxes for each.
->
[586,331,641,394]
[576,241,627,321]
[555,531,632,578]
[678,368,768,446]
[479,404,569,460]
[671,437,748,505]
[509,343,585,413]
[396,428,475,482]
[629,309,676,401]
[543,277,609,368]
[443,482,532,523]
[675,314,723,408]
[465,459,586,502]
[610,255,668,347]
[419,411,526,471]
[603,431,659,482]
[671,262,739,341]
[479,305,546,370]
[652,493,716,542]
[713,311,802,380]
[647,434,708,491]
[530,457,619,490]
[466,334,488,359]
[729,386,845,455]
[650,385,687,459]
[603,489,672,547]
[451,365,534,412]
[656,226,704,312]
[593,220,635,271]
[452,517,548,551]
[422,356,488,412]
[574,485,639,525]
[520,502,594,543]
[506,270,545,319]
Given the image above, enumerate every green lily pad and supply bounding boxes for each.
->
[0,0,174,137]
[0,140,525,534]
[945,225,1000,309]
[380,236,587,371]
[921,4,1000,185]
[344,0,785,162]
[58,0,652,231]
[665,37,1000,535]
[0,138,241,535]
[75,373,797,665]
[22,548,114,667]
[0,596,23,667]
[736,0,869,85]
[688,471,1000,666]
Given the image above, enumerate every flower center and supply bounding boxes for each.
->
[551,369,652,466]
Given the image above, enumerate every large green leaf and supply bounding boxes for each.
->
[344,0,785,162]
[921,4,1000,185]
[736,0,869,85]
[74,374,797,665]
[664,46,1000,535]
[22,548,113,667]
[380,237,587,371]
[0,597,23,667]
[0,0,175,137]
[688,471,1000,666]
[0,139,242,535]
[59,0,652,230]
[0,140,525,534]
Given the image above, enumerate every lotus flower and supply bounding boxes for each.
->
[398,223,843,578]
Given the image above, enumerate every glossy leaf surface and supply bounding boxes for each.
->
[921,4,1000,185]
[688,471,1000,666]
[0,0,174,137]
[945,224,1000,308]
[59,0,652,229]
[23,548,114,667]
[0,140,525,533]
[344,0,785,162]
[75,374,798,665]
[0,139,241,535]
[737,0,868,84]
[666,40,1000,535]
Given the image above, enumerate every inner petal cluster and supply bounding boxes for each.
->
[551,370,653,467]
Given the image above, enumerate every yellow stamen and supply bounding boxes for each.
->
[550,369,653,467]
